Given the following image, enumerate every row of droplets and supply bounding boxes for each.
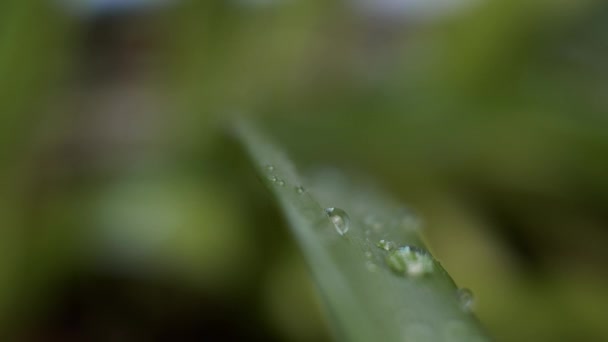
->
[266,165,285,186]
[325,205,475,313]
[267,164,306,193]
[267,164,346,234]
[266,164,474,313]
[322,203,474,312]
[322,204,434,277]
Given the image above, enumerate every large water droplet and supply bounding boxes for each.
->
[385,245,434,277]
[377,239,395,251]
[325,207,350,235]
[457,288,475,312]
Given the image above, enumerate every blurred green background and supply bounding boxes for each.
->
[1,0,608,340]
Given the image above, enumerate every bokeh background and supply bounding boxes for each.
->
[2,0,608,340]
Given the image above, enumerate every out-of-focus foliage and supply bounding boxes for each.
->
[0,0,71,333]
[172,1,608,340]
[1,0,608,340]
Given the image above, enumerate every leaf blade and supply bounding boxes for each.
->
[236,121,491,342]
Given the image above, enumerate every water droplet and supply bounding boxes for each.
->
[385,245,434,277]
[325,207,350,235]
[268,175,278,182]
[295,186,305,194]
[457,288,475,312]
[377,239,395,251]
[265,165,275,172]
[276,179,285,186]
[364,251,373,258]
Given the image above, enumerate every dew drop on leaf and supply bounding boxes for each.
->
[276,179,285,186]
[385,245,434,277]
[457,288,475,312]
[377,239,395,251]
[325,207,350,235]
[295,186,305,194]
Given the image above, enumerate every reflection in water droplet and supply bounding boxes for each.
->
[325,207,350,235]
[386,245,434,277]
[457,288,475,312]
[377,239,395,251]
[295,186,305,194]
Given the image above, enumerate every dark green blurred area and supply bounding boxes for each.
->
[1,0,608,340]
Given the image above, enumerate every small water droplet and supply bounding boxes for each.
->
[276,179,285,186]
[325,207,350,235]
[457,288,475,312]
[377,239,395,251]
[295,186,305,194]
[265,165,275,172]
[386,245,434,277]
[268,175,278,182]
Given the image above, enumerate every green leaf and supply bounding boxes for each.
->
[236,121,491,342]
